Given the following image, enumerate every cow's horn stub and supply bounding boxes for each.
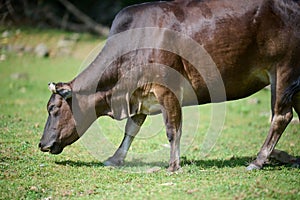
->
[48,82,57,93]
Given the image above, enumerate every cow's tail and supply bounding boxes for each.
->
[282,77,300,121]
[282,77,300,105]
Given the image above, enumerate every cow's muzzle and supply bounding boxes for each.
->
[39,142,63,154]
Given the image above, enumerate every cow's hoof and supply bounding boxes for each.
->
[246,163,262,171]
[103,158,124,167]
[167,167,183,175]
[291,163,300,168]
[167,165,181,172]
[291,158,300,168]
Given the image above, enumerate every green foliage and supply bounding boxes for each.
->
[0,30,299,200]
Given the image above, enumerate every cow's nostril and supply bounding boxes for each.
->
[39,142,52,152]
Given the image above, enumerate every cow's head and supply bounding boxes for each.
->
[39,82,79,154]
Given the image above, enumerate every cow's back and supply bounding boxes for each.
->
[106,0,299,105]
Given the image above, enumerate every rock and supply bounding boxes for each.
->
[290,118,299,124]
[24,45,34,53]
[264,85,271,90]
[34,43,49,57]
[10,73,29,80]
[56,34,79,56]
[247,98,260,105]
[29,186,39,192]
[56,37,77,56]
[2,30,10,38]
[0,54,6,61]
[160,182,175,186]
[146,166,161,173]
[70,33,80,41]
[10,44,25,53]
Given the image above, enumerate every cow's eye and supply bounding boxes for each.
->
[48,105,55,112]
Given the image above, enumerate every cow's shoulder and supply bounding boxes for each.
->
[109,1,186,35]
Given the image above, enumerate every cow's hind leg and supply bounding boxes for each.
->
[247,74,299,170]
[104,114,146,166]
[269,83,300,167]
[292,92,300,121]
[269,93,300,167]
[291,91,300,167]
[284,77,300,120]
[155,86,182,172]
[247,104,293,170]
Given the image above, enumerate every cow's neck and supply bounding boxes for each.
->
[70,83,115,135]
[93,90,114,118]
[71,60,118,133]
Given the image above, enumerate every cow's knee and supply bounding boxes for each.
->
[272,111,293,128]
[166,131,174,142]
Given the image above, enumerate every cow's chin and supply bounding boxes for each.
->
[49,142,64,154]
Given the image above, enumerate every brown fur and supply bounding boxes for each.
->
[40,0,300,171]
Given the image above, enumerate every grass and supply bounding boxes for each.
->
[0,28,299,200]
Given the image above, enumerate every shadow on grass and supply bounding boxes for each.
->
[180,156,255,168]
[55,155,256,169]
[55,155,299,171]
[55,160,104,167]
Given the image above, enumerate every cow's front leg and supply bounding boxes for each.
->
[165,117,182,172]
[104,114,146,166]
[156,88,182,172]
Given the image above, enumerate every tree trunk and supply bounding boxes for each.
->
[58,0,110,36]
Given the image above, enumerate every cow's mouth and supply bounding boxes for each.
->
[50,142,63,154]
[39,142,63,154]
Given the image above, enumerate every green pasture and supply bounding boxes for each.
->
[0,29,299,199]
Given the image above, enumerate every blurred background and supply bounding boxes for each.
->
[0,0,163,60]
[1,0,161,35]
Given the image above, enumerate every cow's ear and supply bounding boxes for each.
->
[48,82,72,99]
[48,82,57,93]
[56,82,72,99]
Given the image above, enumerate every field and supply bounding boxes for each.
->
[0,29,299,200]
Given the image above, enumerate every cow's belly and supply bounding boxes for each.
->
[181,68,271,104]
[135,68,271,115]
[223,69,271,101]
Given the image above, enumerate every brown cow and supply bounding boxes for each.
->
[39,0,300,172]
